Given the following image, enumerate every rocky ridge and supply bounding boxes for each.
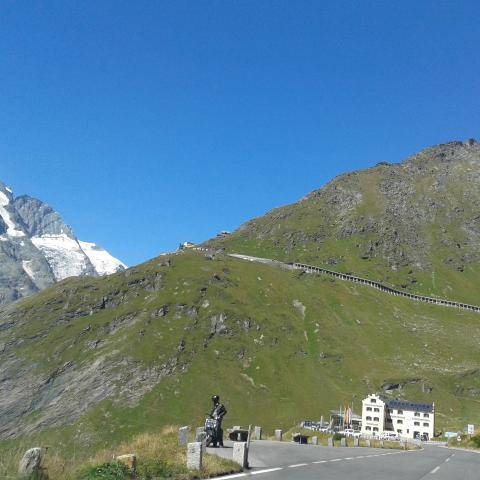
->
[209,140,480,303]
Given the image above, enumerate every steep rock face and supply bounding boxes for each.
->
[209,140,480,302]
[0,182,126,304]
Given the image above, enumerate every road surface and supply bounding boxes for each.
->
[208,440,480,479]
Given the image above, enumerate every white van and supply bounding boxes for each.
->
[380,431,400,441]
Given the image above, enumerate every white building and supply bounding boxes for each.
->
[361,393,435,440]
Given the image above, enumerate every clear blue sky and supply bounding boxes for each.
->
[1,1,479,266]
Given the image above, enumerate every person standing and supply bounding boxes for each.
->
[210,395,227,447]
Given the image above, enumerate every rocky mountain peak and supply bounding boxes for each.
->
[0,182,126,304]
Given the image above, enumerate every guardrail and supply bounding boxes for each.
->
[292,262,480,313]
[191,250,480,314]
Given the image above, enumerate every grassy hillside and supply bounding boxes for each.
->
[1,249,480,475]
[208,141,480,304]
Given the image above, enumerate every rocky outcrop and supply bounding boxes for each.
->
[17,447,48,479]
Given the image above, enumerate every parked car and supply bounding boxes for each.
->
[380,432,400,441]
[341,428,361,437]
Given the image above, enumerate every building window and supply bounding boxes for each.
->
[366,416,372,421]
[374,407,380,412]
[397,429,403,434]
[397,420,403,424]
[423,423,429,427]
[366,407,372,411]
[386,418,392,423]
[414,412,420,417]
[424,413,429,418]
[371,398,377,403]
[373,427,379,432]
[374,417,379,422]
[397,410,403,414]
[414,422,420,426]
[366,426,371,431]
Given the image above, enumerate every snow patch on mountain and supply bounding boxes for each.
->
[0,191,25,237]
[79,241,126,276]
[31,234,95,281]
[22,260,36,281]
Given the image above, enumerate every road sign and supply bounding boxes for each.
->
[467,424,474,435]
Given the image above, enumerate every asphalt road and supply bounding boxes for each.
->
[208,441,480,479]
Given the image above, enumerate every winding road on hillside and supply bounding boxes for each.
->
[209,441,480,479]
[226,253,480,313]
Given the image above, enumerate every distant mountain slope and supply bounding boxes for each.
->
[0,182,126,304]
[0,250,479,453]
[208,140,480,304]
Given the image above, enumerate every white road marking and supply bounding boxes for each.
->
[345,457,354,460]
[430,466,440,474]
[312,460,327,464]
[288,463,308,468]
[213,473,248,480]
[251,467,283,475]
[330,458,342,462]
[445,458,450,463]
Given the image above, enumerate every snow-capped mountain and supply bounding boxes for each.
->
[0,181,126,304]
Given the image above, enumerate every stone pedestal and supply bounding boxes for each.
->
[116,455,136,474]
[353,438,359,447]
[328,437,333,447]
[275,429,283,441]
[232,442,248,468]
[254,426,262,440]
[380,440,384,448]
[312,436,318,445]
[340,438,346,447]
[187,442,203,470]
[365,439,371,447]
[179,426,189,445]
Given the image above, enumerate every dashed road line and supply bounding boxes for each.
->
[214,473,248,480]
[251,468,283,475]
[215,447,415,479]
[430,466,440,474]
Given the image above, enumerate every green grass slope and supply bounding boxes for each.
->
[208,141,480,304]
[1,250,480,474]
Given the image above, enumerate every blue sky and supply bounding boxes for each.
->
[1,1,479,266]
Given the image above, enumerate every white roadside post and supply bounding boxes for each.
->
[187,442,203,471]
[232,442,249,469]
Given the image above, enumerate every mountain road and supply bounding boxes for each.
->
[208,441,480,479]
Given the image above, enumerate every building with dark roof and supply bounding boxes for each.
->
[361,393,435,440]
